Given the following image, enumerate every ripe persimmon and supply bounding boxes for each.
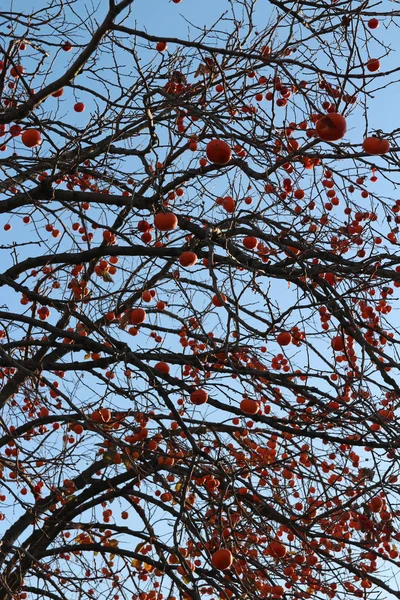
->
[211,548,232,570]
[10,64,24,78]
[294,189,305,200]
[268,540,287,558]
[179,251,198,267]
[377,408,394,420]
[243,236,258,250]
[362,136,390,155]
[368,18,379,29]
[331,335,344,351]
[223,196,235,213]
[316,113,347,142]
[190,388,208,405]
[206,139,232,165]
[137,220,150,232]
[276,331,292,346]
[154,212,178,231]
[366,58,380,72]
[240,398,259,414]
[9,125,22,137]
[154,362,170,375]
[21,129,42,148]
[91,408,111,423]
[212,293,227,307]
[369,496,383,512]
[129,308,146,325]
[156,41,168,52]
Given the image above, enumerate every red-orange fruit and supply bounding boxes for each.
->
[211,548,233,570]
[156,41,168,52]
[154,212,178,231]
[91,408,111,423]
[154,361,170,375]
[9,125,22,137]
[179,251,198,267]
[369,496,383,512]
[206,139,232,165]
[21,129,42,148]
[368,18,379,29]
[223,196,235,213]
[268,540,287,559]
[10,64,24,78]
[190,388,208,405]
[243,236,258,250]
[331,335,344,351]
[276,331,292,346]
[362,137,390,155]
[316,113,347,142]
[129,308,146,325]
[366,58,380,72]
[212,293,227,307]
[240,398,259,415]
[142,290,152,303]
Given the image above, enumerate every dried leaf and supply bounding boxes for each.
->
[102,271,114,283]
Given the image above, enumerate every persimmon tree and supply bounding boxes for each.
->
[2,0,400,599]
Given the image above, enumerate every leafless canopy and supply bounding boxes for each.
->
[1,1,400,599]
